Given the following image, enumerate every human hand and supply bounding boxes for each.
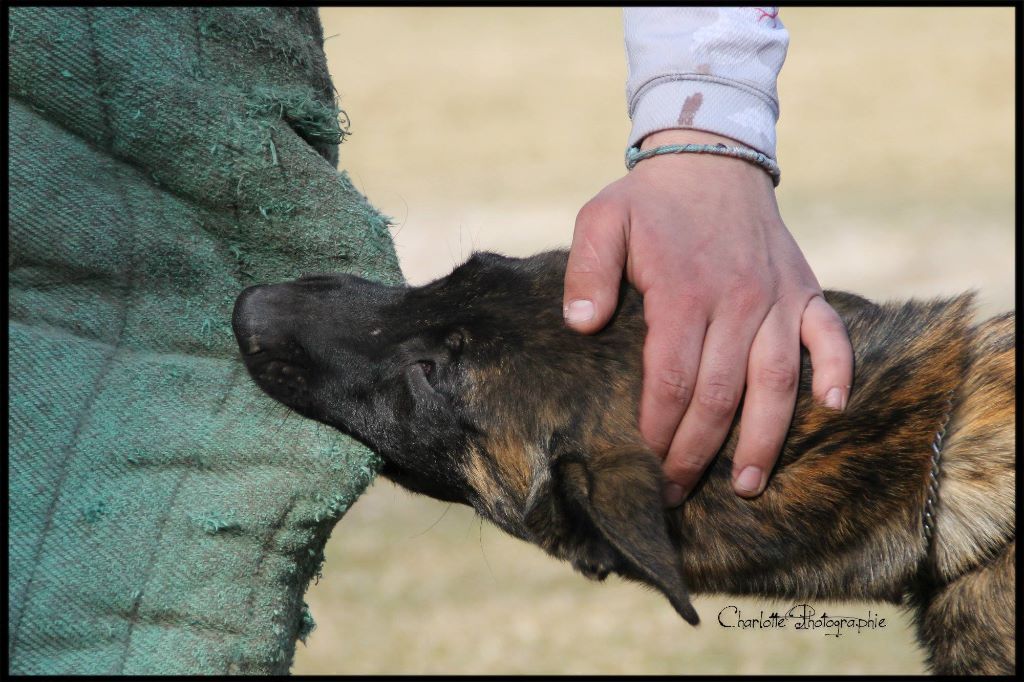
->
[563,129,853,506]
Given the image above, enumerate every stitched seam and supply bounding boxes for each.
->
[6,92,244,227]
[7,312,233,365]
[227,493,299,674]
[629,73,779,118]
[114,468,190,673]
[9,6,132,661]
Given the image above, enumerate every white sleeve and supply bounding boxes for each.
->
[624,7,789,158]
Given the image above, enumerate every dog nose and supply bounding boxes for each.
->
[232,285,268,336]
[231,285,292,355]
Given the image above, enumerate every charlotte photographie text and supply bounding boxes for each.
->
[717,603,888,638]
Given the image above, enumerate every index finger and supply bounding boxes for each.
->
[637,291,707,456]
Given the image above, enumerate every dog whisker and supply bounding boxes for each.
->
[477,516,496,583]
[409,503,453,539]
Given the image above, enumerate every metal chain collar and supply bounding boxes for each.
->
[923,392,956,548]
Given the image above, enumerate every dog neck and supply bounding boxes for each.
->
[671,295,979,604]
[915,310,1016,586]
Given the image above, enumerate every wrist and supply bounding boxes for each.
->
[627,133,780,188]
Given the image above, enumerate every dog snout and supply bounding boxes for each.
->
[232,285,273,342]
[232,284,317,409]
[231,284,302,360]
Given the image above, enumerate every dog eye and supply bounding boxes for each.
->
[444,330,465,353]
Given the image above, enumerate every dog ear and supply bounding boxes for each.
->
[523,448,699,625]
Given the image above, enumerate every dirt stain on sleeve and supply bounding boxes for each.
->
[677,92,703,126]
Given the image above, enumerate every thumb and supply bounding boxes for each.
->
[563,198,628,334]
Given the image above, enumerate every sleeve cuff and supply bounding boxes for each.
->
[627,77,779,158]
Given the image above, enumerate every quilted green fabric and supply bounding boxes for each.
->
[8,8,400,674]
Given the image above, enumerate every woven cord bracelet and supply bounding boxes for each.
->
[625,143,781,187]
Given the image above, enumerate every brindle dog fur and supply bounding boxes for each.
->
[232,250,1015,675]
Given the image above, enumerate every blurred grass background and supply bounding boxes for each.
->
[294,7,1015,675]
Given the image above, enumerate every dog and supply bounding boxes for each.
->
[232,250,1014,675]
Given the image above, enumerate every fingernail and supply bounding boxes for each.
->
[824,386,846,411]
[564,299,595,324]
[662,482,686,508]
[734,466,764,496]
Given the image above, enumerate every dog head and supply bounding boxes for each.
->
[232,250,698,624]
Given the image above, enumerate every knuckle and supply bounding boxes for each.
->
[653,369,694,406]
[728,279,769,314]
[643,292,710,334]
[664,453,710,482]
[815,315,850,341]
[753,362,798,393]
[565,258,601,278]
[696,380,740,418]
[645,434,673,455]
[568,219,624,281]
[667,291,707,316]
